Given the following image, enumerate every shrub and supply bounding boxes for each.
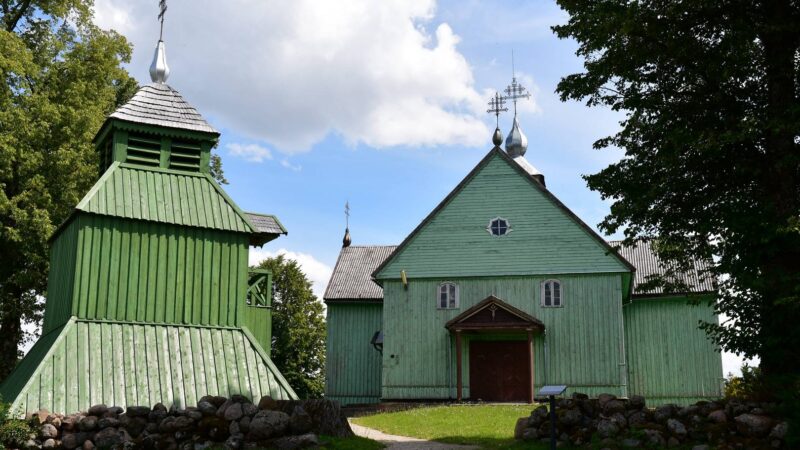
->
[724,364,764,400]
[0,397,33,449]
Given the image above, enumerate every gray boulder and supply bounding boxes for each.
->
[223,403,244,421]
[40,423,58,439]
[597,419,620,438]
[247,410,290,440]
[289,406,314,434]
[78,416,98,432]
[197,400,217,416]
[93,427,131,449]
[708,409,727,423]
[528,405,549,427]
[654,404,676,423]
[735,413,773,437]
[62,432,90,450]
[667,418,687,438]
[87,404,108,417]
[769,421,788,440]
[271,433,321,449]
[42,438,57,449]
[628,395,646,410]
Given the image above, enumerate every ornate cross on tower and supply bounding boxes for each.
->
[504,50,531,116]
[158,0,168,40]
[342,201,352,248]
[487,92,508,147]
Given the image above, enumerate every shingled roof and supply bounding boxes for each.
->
[324,246,397,302]
[109,83,218,134]
[324,240,714,302]
[244,213,287,235]
[610,240,715,296]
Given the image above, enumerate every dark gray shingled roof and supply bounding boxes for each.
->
[244,213,287,235]
[610,240,715,296]
[109,83,218,134]
[324,240,714,302]
[324,246,397,301]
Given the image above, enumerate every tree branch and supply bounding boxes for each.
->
[5,0,32,32]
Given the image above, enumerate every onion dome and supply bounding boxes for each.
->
[149,40,170,83]
[343,227,352,248]
[505,116,528,157]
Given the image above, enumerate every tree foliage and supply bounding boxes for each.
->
[0,0,137,378]
[255,255,326,399]
[553,1,799,383]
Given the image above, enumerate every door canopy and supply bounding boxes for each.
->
[445,295,544,333]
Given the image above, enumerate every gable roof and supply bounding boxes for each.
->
[245,212,287,235]
[445,295,545,332]
[109,83,218,135]
[371,147,635,280]
[611,240,715,296]
[324,246,397,302]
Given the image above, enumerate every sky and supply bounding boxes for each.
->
[90,0,753,376]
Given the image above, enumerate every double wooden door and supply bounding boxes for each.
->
[468,340,530,402]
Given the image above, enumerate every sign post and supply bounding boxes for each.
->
[537,385,567,450]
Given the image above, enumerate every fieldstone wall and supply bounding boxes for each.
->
[16,395,352,450]
[515,393,789,449]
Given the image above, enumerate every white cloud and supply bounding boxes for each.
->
[227,143,272,162]
[94,0,491,152]
[280,159,302,172]
[249,248,332,300]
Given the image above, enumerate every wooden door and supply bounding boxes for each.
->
[469,340,530,402]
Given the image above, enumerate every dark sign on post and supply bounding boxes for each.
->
[537,385,567,450]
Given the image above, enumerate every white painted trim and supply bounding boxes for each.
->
[541,279,563,308]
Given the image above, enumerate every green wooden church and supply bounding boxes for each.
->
[324,81,723,406]
[0,39,297,414]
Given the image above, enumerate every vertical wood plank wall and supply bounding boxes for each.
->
[43,214,254,331]
[42,219,79,333]
[381,274,627,400]
[624,296,723,405]
[325,303,383,405]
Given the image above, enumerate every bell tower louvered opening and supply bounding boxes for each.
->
[126,133,162,167]
[169,140,202,171]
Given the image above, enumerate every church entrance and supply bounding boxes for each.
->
[445,295,544,403]
[469,340,530,402]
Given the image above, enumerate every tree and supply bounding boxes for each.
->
[254,255,326,399]
[553,0,799,399]
[0,1,138,378]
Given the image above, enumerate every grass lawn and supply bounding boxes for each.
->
[351,404,552,449]
[319,434,385,449]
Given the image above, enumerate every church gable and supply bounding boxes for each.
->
[374,148,632,279]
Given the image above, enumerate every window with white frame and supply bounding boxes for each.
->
[541,279,562,307]
[487,217,512,236]
[438,282,459,309]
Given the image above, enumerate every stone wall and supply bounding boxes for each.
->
[15,396,352,450]
[515,393,789,449]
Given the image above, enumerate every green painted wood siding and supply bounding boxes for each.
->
[325,303,383,405]
[43,213,251,331]
[380,274,627,400]
[42,219,79,334]
[376,153,629,280]
[3,318,296,414]
[624,296,723,405]
[75,163,252,233]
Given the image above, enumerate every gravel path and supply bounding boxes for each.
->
[348,420,480,450]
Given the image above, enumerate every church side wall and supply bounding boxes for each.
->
[381,274,627,400]
[624,295,724,405]
[325,302,383,405]
[66,213,251,328]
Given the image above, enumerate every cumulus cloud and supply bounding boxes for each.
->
[94,0,490,152]
[227,143,272,163]
[249,248,332,300]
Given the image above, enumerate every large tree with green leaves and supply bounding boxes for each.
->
[254,255,326,399]
[553,1,799,394]
[0,0,137,378]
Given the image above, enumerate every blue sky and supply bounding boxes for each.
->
[92,0,750,375]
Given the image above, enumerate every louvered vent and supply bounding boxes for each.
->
[169,140,202,171]
[100,139,113,173]
[126,134,162,167]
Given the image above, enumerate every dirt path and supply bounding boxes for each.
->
[348,420,480,450]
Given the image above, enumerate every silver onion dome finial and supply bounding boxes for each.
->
[342,201,351,247]
[505,116,528,157]
[149,40,170,83]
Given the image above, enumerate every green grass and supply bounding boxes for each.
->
[319,434,385,449]
[351,404,548,449]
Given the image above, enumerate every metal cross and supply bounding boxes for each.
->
[158,0,168,40]
[504,50,531,115]
[345,201,350,229]
[486,92,508,127]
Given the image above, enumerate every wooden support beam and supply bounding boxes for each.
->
[528,329,535,404]
[456,330,463,402]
